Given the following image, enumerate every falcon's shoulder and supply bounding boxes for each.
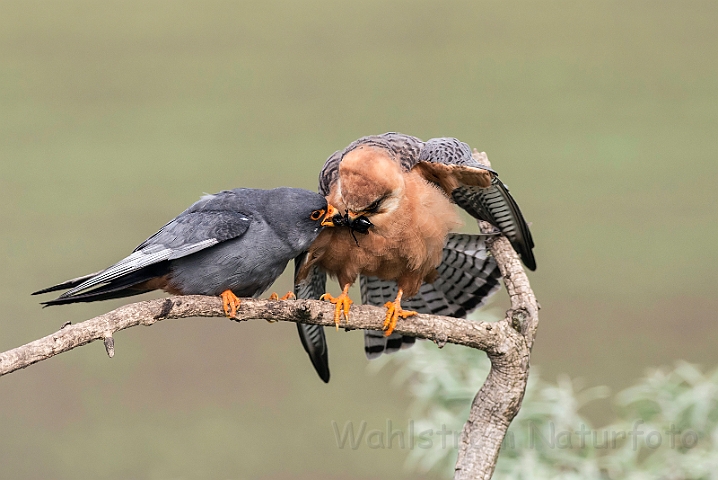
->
[418,137,493,170]
[134,190,253,256]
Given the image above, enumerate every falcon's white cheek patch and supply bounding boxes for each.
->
[380,196,401,215]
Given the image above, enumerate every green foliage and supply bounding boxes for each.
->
[381,314,718,479]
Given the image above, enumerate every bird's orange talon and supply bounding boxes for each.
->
[269,291,295,301]
[265,292,295,322]
[220,290,241,318]
[382,289,416,336]
[321,284,353,330]
[267,292,297,300]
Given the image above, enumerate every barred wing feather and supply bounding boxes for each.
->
[361,233,501,359]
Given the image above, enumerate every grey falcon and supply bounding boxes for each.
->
[34,187,337,317]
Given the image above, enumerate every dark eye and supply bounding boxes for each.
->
[365,199,381,213]
[310,209,325,221]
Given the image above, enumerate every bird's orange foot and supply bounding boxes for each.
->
[320,284,353,329]
[268,291,296,301]
[382,289,416,336]
[220,290,241,318]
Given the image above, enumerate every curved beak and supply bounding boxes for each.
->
[321,204,338,226]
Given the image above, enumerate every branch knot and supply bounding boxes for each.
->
[153,298,174,321]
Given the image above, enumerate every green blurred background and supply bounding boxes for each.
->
[1,1,716,478]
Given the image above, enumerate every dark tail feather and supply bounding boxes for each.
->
[364,330,416,359]
[32,271,101,296]
[296,324,329,383]
[41,284,152,306]
[293,253,330,382]
[38,264,168,306]
[363,330,386,359]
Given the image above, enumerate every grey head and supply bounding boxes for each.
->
[257,187,330,255]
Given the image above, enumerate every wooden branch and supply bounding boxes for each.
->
[453,234,538,479]
[452,151,541,479]
[1,295,512,378]
[0,151,538,480]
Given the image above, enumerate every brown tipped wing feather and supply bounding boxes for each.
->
[412,162,493,192]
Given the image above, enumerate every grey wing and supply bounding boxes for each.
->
[418,137,536,271]
[361,233,501,359]
[317,133,424,196]
[57,195,252,299]
[293,252,330,383]
[133,191,252,253]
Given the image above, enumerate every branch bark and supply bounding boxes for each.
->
[0,295,515,378]
[453,233,539,479]
[0,153,538,480]
[452,151,540,479]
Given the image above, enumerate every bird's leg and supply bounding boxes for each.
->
[268,292,296,301]
[320,284,353,330]
[220,290,242,318]
[382,289,417,336]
